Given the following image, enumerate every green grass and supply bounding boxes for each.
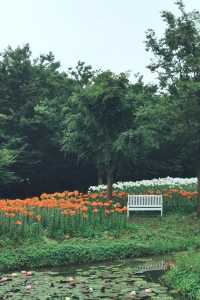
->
[164,252,200,299]
[1,213,200,272]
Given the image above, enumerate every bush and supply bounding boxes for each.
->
[164,253,200,299]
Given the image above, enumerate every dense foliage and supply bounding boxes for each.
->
[164,253,200,299]
[0,1,200,201]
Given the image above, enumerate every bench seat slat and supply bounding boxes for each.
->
[127,194,163,217]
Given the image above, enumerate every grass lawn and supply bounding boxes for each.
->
[1,213,200,272]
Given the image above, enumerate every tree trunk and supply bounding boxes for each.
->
[197,172,200,216]
[97,168,104,185]
[107,168,113,200]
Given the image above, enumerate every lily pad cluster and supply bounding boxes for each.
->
[0,262,175,299]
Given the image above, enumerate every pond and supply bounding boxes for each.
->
[0,254,185,299]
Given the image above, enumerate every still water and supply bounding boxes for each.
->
[0,254,186,299]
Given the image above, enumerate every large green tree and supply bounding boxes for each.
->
[0,44,75,196]
[62,70,135,199]
[144,0,200,211]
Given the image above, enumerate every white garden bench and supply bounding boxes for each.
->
[127,195,163,217]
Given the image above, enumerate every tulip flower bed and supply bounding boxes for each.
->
[0,177,199,242]
[162,189,198,212]
[89,177,199,213]
[89,177,197,193]
[0,191,128,239]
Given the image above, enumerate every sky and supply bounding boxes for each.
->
[0,0,200,83]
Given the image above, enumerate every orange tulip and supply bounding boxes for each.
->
[15,220,22,225]
[81,206,88,213]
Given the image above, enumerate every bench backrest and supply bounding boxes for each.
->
[128,195,162,207]
[135,260,167,273]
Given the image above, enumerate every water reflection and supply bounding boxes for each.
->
[0,255,183,299]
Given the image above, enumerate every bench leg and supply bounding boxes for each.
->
[161,209,163,217]
[127,209,129,218]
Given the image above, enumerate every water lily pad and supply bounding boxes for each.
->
[0,256,178,299]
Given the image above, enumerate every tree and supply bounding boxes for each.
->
[145,0,200,212]
[68,60,96,88]
[62,70,135,199]
[0,148,18,185]
[0,113,20,189]
[0,44,76,197]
